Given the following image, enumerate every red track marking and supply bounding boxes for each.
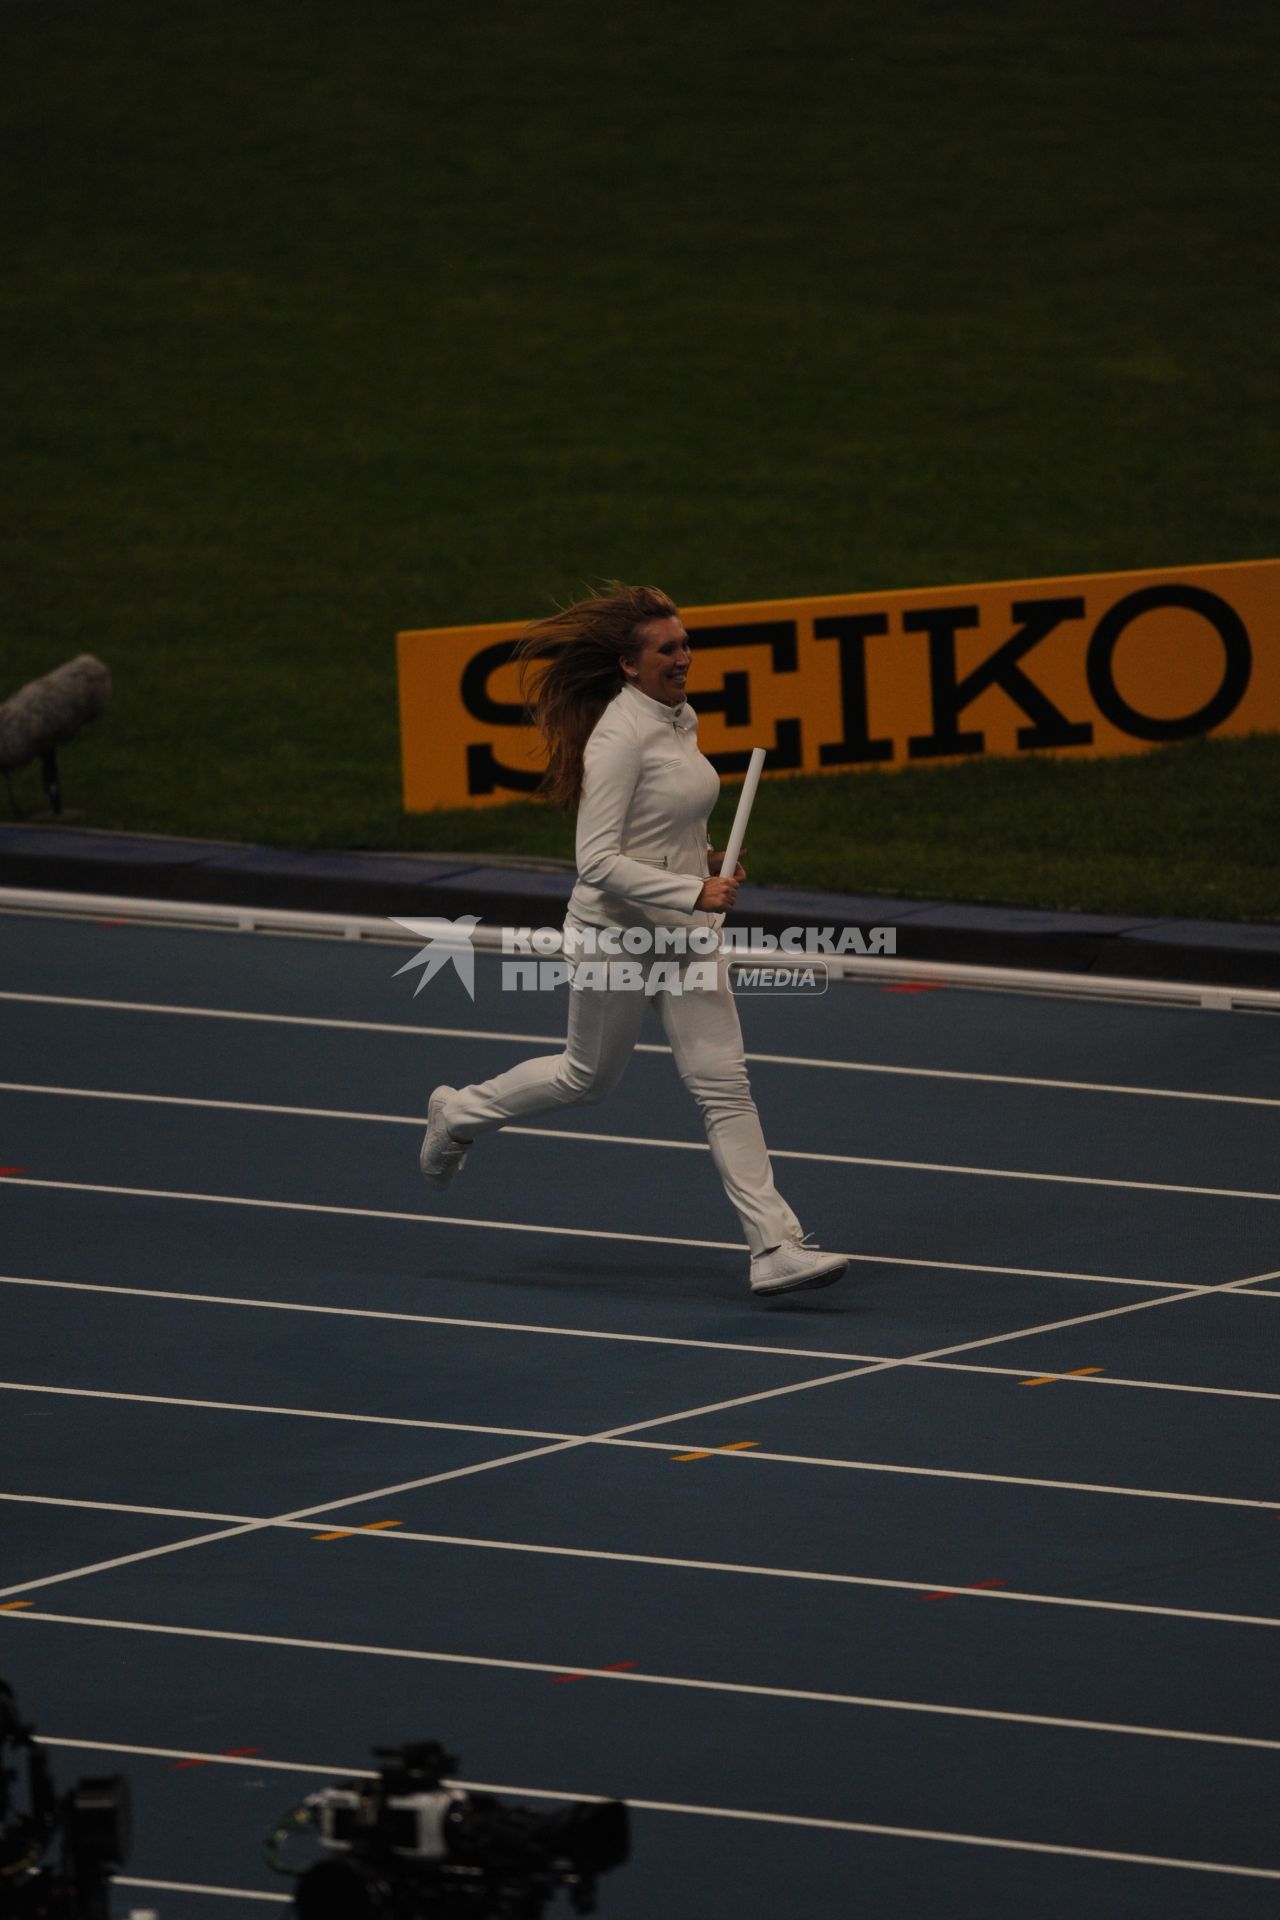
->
[922,1579,1008,1601]
[552,1660,637,1685]
[95,919,129,928]
[172,1745,262,1771]
[0,1168,27,1177]
[882,982,945,994]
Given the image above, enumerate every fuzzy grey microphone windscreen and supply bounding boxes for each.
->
[0,655,112,772]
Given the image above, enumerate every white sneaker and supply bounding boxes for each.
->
[750,1233,849,1297]
[419,1085,472,1191]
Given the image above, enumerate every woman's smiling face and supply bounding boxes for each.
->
[625,615,691,706]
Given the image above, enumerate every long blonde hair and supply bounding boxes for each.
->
[514,582,678,810]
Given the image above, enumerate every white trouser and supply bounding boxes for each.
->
[443,945,802,1256]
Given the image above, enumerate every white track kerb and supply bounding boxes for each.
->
[2,885,1278,1011]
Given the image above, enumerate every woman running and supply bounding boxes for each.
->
[419,582,848,1298]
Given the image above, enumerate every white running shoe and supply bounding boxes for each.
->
[750,1233,849,1297]
[419,1085,472,1191]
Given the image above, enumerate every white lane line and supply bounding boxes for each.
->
[4,1378,1277,1511]
[0,1178,745,1253]
[115,1879,287,1905]
[0,1380,567,1441]
[2,988,1275,1109]
[1,1492,252,1521]
[834,1363,1280,1402]
[1,1352,909,1603]
[826,1252,1183,1291]
[809,1155,1280,1204]
[11,1275,1279,1398]
[4,1609,1277,1753]
[5,1164,1278,1279]
[5,1494,1278,1629]
[742,1051,1280,1110]
[1232,1267,1280,1289]
[44,1735,359,1773]
[44,1742,1280,1884]
[3,1082,1276,1204]
[0,1080,421,1125]
[3,1233,1183,1296]
[0,989,532,1042]
[0,1264,1258,1604]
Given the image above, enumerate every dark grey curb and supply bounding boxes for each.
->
[2,823,1279,989]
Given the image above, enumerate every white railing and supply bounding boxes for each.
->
[1,884,1276,1013]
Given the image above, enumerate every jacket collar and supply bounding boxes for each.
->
[619,683,697,730]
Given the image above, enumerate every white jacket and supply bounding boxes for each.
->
[567,683,721,930]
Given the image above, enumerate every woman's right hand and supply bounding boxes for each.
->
[695,876,739,911]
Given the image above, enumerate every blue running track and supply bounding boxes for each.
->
[1,905,1278,1919]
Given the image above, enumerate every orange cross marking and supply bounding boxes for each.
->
[313,1519,402,1542]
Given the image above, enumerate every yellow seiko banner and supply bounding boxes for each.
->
[397,558,1278,811]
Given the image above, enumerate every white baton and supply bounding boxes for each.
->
[711,746,766,932]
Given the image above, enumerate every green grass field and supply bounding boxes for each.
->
[3,1,1277,919]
